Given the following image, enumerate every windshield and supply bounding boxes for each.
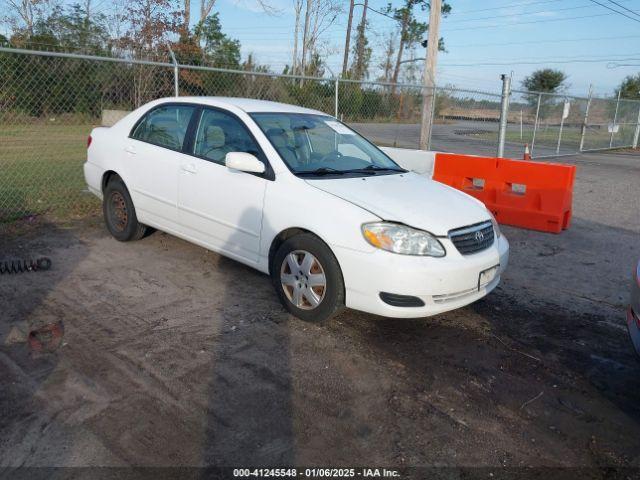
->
[250,113,404,177]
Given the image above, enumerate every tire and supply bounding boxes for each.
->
[103,176,148,242]
[271,233,345,322]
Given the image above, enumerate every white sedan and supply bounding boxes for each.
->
[84,97,509,322]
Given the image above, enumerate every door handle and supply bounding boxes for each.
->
[181,163,197,174]
[125,146,136,155]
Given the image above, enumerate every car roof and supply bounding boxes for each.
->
[157,96,329,115]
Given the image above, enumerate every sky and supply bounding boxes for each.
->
[3,0,640,97]
[211,0,640,97]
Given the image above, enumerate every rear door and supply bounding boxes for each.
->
[127,104,196,228]
[178,107,270,265]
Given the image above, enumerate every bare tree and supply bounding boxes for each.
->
[183,0,190,33]
[378,32,396,83]
[291,0,303,76]
[341,0,354,77]
[3,0,49,35]
[200,0,216,21]
[306,0,340,73]
[300,0,312,77]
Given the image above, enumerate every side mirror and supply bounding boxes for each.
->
[225,152,265,174]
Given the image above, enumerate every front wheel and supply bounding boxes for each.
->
[272,233,345,323]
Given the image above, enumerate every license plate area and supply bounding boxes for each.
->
[478,265,499,290]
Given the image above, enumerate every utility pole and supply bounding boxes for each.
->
[342,0,355,77]
[419,0,441,150]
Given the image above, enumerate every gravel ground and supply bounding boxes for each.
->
[0,150,639,477]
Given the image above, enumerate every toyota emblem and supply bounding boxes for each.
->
[474,230,485,242]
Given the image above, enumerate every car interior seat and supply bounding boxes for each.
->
[198,124,231,162]
[266,128,300,168]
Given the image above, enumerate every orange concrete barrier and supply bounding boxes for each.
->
[433,153,576,234]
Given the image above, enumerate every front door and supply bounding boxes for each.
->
[178,107,268,265]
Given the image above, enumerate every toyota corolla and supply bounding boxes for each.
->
[84,97,509,322]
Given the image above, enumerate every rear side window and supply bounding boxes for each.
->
[131,105,195,151]
[193,109,261,165]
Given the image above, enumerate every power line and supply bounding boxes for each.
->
[448,33,640,48]
[606,0,640,18]
[443,12,612,32]
[446,4,595,25]
[452,0,563,16]
[587,0,640,23]
[441,57,640,67]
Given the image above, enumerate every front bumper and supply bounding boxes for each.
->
[334,235,509,318]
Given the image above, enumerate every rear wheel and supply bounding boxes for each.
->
[103,176,148,242]
[272,233,344,322]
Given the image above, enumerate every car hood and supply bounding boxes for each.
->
[305,172,490,236]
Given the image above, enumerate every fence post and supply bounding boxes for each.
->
[168,47,179,97]
[530,93,542,157]
[556,100,566,155]
[579,85,592,152]
[334,78,339,118]
[610,89,621,148]
[633,103,640,149]
[497,73,511,158]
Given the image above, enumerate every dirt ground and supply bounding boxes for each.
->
[1,150,639,477]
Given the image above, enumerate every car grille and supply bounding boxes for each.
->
[448,221,495,255]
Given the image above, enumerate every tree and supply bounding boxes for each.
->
[521,68,567,94]
[616,73,640,100]
[350,0,370,80]
[378,32,395,83]
[386,0,450,86]
[291,0,303,76]
[298,0,340,77]
[2,0,51,36]
[194,12,240,68]
[341,0,355,77]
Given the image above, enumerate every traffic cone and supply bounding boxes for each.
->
[523,143,531,161]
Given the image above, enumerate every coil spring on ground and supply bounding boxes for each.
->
[0,257,52,274]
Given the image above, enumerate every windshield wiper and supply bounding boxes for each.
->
[297,167,347,176]
[359,165,405,172]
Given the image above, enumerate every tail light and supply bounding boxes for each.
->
[87,135,92,148]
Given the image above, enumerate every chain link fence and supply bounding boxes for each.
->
[1,47,639,222]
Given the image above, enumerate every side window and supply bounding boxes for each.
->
[131,105,195,151]
[193,109,261,164]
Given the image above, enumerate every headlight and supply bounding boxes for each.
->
[488,211,501,238]
[362,222,445,257]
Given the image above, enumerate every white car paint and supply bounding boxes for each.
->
[85,96,509,318]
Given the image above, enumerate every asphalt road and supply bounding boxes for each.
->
[350,120,585,158]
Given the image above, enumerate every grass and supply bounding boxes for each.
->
[0,123,100,222]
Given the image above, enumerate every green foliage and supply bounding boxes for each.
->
[617,74,640,100]
[194,13,241,68]
[350,19,372,80]
[385,0,451,51]
[522,69,567,94]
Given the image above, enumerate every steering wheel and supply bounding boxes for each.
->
[319,151,343,163]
